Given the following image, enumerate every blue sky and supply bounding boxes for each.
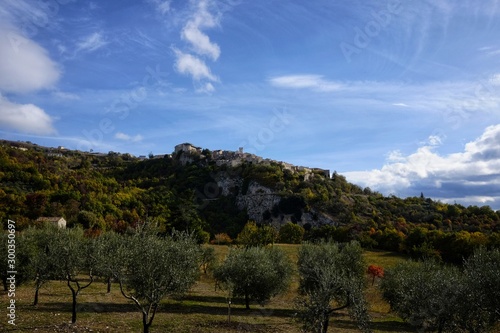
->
[1,0,500,209]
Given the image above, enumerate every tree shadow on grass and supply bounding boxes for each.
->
[164,299,297,319]
[331,317,414,333]
[27,298,297,319]
[195,320,273,333]
[371,320,414,332]
[28,301,137,314]
[176,294,228,304]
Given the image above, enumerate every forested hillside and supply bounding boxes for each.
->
[1,141,498,262]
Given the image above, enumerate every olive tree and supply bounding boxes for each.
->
[296,241,371,333]
[381,260,462,333]
[200,246,217,275]
[112,227,201,333]
[1,228,31,293]
[214,246,293,309]
[94,231,123,293]
[457,247,500,332]
[50,227,96,324]
[21,226,61,305]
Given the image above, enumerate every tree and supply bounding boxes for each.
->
[0,231,26,291]
[457,247,500,332]
[77,210,104,230]
[94,231,124,293]
[381,260,462,333]
[236,221,278,247]
[50,227,96,323]
[22,226,60,305]
[112,225,201,333]
[214,246,293,309]
[167,194,207,240]
[278,222,305,244]
[366,264,384,286]
[296,241,371,333]
[200,246,217,275]
[0,228,33,292]
[236,221,259,247]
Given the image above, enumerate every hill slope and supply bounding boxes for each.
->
[1,140,499,261]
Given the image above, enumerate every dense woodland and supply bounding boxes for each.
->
[1,141,499,263]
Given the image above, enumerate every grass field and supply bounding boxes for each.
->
[2,245,417,333]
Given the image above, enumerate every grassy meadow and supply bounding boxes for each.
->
[2,244,419,333]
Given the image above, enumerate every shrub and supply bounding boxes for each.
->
[278,222,305,244]
[211,233,232,245]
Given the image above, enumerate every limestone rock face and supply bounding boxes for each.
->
[174,143,337,228]
[235,181,281,223]
[213,171,337,228]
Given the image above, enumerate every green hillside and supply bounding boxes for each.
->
[1,140,498,262]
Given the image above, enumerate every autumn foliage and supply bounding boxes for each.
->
[367,264,384,285]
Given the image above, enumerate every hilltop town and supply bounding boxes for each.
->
[2,139,330,180]
[174,142,330,179]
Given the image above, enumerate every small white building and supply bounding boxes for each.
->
[36,217,67,228]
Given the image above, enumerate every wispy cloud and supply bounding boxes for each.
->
[426,134,444,146]
[76,31,108,53]
[173,48,217,82]
[195,82,215,94]
[270,74,500,119]
[479,46,500,57]
[490,73,500,86]
[0,0,52,30]
[171,0,222,92]
[52,91,80,100]
[148,0,172,15]
[115,132,143,142]
[269,75,345,92]
[181,0,220,60]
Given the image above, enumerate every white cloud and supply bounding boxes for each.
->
[172,0,222,92]
[0,94,56,135]
[269,75,345,92]
[181,0,220,60]
[0,23,59,135]
[77,32,108,53]
[173,49,217,82]
[344,124,500,206]
[0,24,60,93]
[115,132,143,142]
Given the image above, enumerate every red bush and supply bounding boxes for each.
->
[367,264,384,285]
